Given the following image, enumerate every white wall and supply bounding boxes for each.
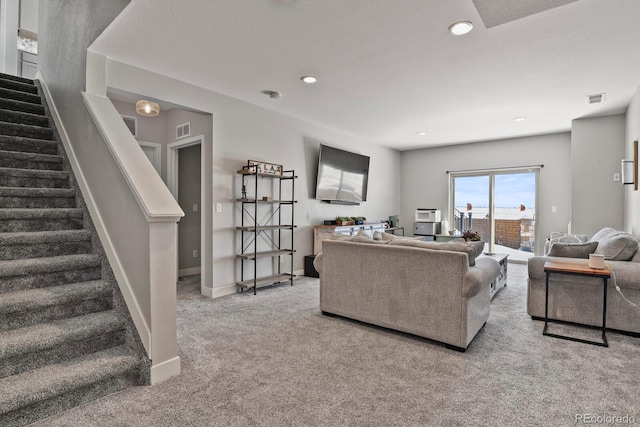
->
[92,58,401,296]
[625,84,640,239]
[571,114,625,236]
[0,0,19,75]
[19,0,37,32]
[400,133,572,255]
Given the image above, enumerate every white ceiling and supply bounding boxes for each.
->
[91,0,640,151]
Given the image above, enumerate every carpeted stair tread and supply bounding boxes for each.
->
[0,208,83,220]
[0,109,49,128]
[0,121,53,140]
[0,346,140,415]
[0,73,35,85]
[0,229,90,246]
[0,150,61,164]
[0,311,123,359]
[0,187,74,198]
[0,87,41,105]
[0,76,37,94]
[0,98,44,115]
[0,280,110,315]
[0,167,68,180]
[0,135,58,155]
[0,167,69,188]
[0,254,101,277]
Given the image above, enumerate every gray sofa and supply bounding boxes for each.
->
[527,227,640,334]
[314,235,500,351]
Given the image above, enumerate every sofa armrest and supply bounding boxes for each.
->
[463,257,500,297]
[607,260,640,290]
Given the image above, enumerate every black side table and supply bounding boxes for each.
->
[543,261,611,347]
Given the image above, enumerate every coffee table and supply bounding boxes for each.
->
[543,261,611,347]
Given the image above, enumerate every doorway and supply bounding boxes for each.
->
[450,168,539,261]
[167,135,204,282]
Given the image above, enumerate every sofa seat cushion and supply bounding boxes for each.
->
[388,239,477,266]
[547,241,598,259]
[590,227,639,261]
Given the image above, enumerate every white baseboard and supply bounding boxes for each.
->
[179,267,201,277]
[209,284,238,299]
[294,269,305,278]
[150,356,181,385]
[36,73,152,357]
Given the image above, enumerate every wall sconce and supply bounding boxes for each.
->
[135,100,160,117]
[621,140,638,191]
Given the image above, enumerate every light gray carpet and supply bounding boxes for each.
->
[34,264,640,426]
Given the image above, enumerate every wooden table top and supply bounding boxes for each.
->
[543,261,611,277]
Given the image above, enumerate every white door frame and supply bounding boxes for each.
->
[138,140,162,176]
[167,135,205,284]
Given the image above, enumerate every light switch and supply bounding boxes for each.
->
[215,203,222,213]
[613,173,621,182]
[193,204,198,212]
[551,206,557,213]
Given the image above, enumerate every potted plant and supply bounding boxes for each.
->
[462,230,481,241]
[336,216,355,226]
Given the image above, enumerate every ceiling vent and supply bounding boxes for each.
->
[176,122,191,139]
[587,93,606,104]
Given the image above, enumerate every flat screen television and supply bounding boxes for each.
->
[315,144,370,204]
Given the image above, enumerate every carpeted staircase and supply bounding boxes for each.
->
[0,73,148,426]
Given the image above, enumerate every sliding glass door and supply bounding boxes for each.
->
[451,169,538,260]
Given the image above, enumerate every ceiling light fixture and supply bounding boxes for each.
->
[301,76,317,84]
[417,131,427,136]
[135,100,160,117]
[448,21,473,36]
[513,117,526,122]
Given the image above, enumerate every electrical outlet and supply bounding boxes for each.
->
[215,203,222,213]
[193,250,198,258]
[193,204,198,212]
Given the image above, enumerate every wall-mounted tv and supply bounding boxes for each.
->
[315,144,370,204]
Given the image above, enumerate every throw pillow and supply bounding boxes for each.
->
[547,241,598,259]
[388,239,477,266]
[380,232,423,241]
[442,238,483,259]
[346,235,389,245]
[373,231,383,240]
[330,233,351,241]
[593,231,639,261]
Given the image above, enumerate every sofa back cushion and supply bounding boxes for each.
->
[388,239,478,266]
[590,227,639,261]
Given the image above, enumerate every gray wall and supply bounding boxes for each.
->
[400,133,572,255]
[571,114,625,236]
[625,85,640,238]
[37,2,158,318]
[178,144,201,271]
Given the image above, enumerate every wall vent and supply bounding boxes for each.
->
[121,115,138,137]
[587,93,606,104]
[176,122,191,139]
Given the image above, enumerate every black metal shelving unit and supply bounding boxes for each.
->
[236,167,297,294]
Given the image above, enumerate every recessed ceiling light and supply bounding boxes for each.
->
[448,21,473,36]
[417,131,427,136]
[513,117,526,122]
[301,76,317,84]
